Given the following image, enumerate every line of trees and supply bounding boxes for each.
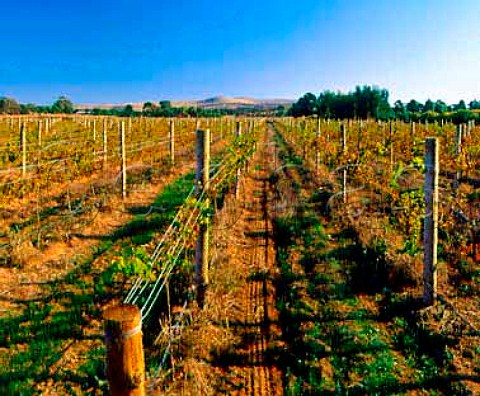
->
[290,86,391,120]
[289,86,480,123]
[0,96,282,117]
[0,96,75,115]
[92,101,280,117]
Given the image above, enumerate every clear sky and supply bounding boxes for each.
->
[1,0,480,105]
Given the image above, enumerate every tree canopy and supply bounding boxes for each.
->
[290,86,392,120]
[289,87,479,124]
[0,97,20,114]
[51,96,74,114]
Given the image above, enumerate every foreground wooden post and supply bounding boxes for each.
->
[423,137,439,306]
[104,305,145,396]
[195,129,210,307]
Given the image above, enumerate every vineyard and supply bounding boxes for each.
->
[1,116,479,395]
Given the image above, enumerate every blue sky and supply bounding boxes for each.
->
[1,0,480,104]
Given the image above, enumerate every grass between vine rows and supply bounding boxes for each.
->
[270,124,474,395]
[0,171,195,395]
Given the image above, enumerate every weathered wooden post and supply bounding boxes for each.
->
[389,120,394,173]
[453,124,463,192]
[341,123,347,154]
[234,122,242,199]
[38,120,42,147]
[410,121,416,157]
[423,137,439,306]
[120,121,127,199]
[357,119,362,155]
[315,117,321,174]
[195,129,210,307]
[21,122,27,177]
[341,123,347,203]
[104,305,145,396]
[455,124,462,156]
[169,119,175,165]
[103,118,108,171]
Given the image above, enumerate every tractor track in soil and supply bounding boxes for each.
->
[216,126,283,395]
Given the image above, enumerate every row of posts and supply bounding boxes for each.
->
[292,118,440,306]
[103,121,244,395]
[15,117,244,199]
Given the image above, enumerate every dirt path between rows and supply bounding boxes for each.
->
[211,126,283,395]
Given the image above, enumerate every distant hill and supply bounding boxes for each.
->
[75,96,293,112]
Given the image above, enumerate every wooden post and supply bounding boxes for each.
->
[341,123,347,203]
[315,117,321,174]
[357,119,362,155]
[120,121,127,199]
[21,122,27,177]
[411,121,416,157]
[103,118,108,171]
[195,129,210,307]
[235,121,242,136]
[234,122,242,199]
[455,124,462,156]
[341,123,347,154]
[104,305,145,396]
[169,119,175,165]
[38,120,42,147]
[389,121,394,172]
[453,124,463,192]
[423,137,439,306]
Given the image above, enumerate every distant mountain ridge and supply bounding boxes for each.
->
[76,96,293,111]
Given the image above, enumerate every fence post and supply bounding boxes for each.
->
[195,129,210,307]
[38,120,42,148]
[120,121,127,199]
[389,121,394,173]
[103,118,108,171]
[104,304,145,396]
[341,123,347,203]
[423,137,439,306]
[169,119,175,165]
[315,117,321,174]
[21,122,27,177]
[234,122,242,199]
[455,124,462,156]
[411,121,416,157]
